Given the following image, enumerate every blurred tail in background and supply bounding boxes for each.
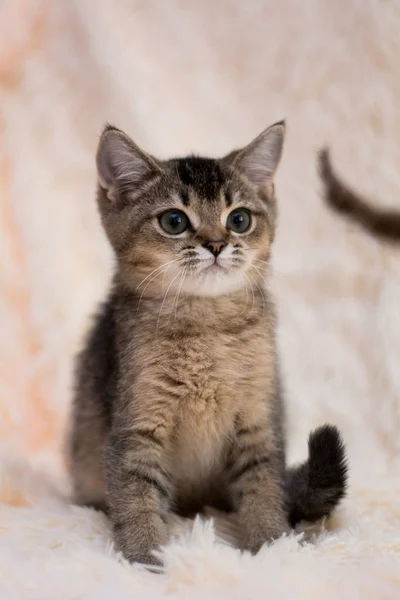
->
[319,149,400,242]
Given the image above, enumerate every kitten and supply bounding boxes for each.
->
[67,122,347,566]
[319,148,400,241]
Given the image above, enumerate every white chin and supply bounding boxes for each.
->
[183,269,244,297]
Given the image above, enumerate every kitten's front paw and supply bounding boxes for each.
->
[242,517,290,554]
[113,516,168,567]
[116,541,165,568]
[123,550,163,569]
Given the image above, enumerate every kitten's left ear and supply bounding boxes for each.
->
[224,121,285,188]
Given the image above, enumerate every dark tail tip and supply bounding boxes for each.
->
[308,424,348,498]
[286,425,348,527]
[318,147,332,181]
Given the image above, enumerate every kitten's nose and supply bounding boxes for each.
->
[203,239,227,257]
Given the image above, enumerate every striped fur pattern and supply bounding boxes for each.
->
[67,123,347,566]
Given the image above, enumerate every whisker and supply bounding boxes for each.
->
[156,269,183,333]
[252,261,270,273]
[136,259,179,289]
[251,265,269,280]
[248,271,266,314]
[252,257,269,264]
[167,267,186,327]
[243,272,255,315]
[136,265,174,314]
[237,249,269,268]
[174,267,187,322]
[237,274,250,318]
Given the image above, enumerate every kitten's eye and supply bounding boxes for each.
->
[159,209,189,235]
[226,208,251,233]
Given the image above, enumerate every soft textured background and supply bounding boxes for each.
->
[1,1,400,598]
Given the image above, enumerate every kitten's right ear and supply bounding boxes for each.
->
[222,121,285,189]
[96,125,161,202]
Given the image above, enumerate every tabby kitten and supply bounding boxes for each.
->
[319,149,400,241]
[67,122,347,567]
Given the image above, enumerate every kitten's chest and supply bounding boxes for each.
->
[161,326,271,479]
[130,303,274,481]
[170,326,265,411]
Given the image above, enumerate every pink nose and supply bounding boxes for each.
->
[203,239,227,257]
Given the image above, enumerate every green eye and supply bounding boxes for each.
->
[159,209,189,235]
[226,208,251,233]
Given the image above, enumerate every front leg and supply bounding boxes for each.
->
[106,421,171,566]
[229,419,289,554]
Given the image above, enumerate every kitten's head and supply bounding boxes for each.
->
[96,121,285,298]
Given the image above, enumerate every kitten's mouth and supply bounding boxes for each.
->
[203,259,228,274]
[206,263,224,273]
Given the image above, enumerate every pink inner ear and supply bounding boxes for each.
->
[105,188,117,202]
[97,174,117,202]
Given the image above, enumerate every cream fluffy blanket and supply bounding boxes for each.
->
[1,1,400,598]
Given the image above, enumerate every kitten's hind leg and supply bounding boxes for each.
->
[66,398,108,514]
[69,457,108,514]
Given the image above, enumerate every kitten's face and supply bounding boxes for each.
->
[96,123,285,298]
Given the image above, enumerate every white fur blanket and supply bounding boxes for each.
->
[1,1,400,598]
